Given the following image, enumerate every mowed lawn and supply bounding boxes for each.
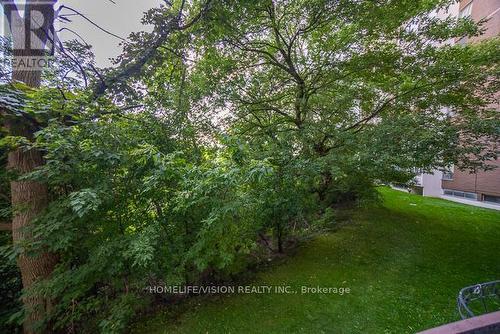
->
[134,188,500,334]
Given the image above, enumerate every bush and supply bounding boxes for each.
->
[0,232,22,334]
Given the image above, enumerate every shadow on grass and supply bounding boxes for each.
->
[132,188,500,334]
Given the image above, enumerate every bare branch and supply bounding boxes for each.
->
[0,0,21,28]
[343,79,449,132]
[57,5,126,41]
[57,27,90,47]
[92,0,213,98]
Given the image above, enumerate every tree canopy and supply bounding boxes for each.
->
[0,0,498,332]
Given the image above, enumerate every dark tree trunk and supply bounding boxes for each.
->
[275,221,283,254]
[3,1,58,332]
[7,120,58,334]
[317,172,333,203]
[314,142,333,204]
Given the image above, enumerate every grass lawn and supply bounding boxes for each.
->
[133,187,500,334]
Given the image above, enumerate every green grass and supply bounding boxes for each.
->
[133,188,500,334]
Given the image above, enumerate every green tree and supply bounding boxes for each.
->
[1,1,499,333]
[181,0,499,199]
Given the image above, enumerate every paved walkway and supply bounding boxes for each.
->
[391,186,500,211]
[440,195,500,211]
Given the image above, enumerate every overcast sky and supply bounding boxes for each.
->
[1,0,161,67]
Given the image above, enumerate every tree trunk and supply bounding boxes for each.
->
[3,1,58,332]
[7,120,58,334]
[275,221,284,254]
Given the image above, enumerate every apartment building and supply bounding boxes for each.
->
[417,0,500,206]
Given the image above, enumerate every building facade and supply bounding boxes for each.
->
[419,0,500,206]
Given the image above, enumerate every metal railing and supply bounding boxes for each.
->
[457,280,500,320]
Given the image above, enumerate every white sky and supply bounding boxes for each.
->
[1,0,161,67]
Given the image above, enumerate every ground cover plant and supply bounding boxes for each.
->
[0,0,499,333]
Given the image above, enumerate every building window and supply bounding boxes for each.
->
[464,192,477,200]
[459,2,473,19]
[483,195,500,204]
[442,167,454,181]
[443,189,478,200]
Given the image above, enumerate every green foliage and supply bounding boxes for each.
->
[1,0,499,333]
[133,188,500,334]
[0,133,21,333]
[0,233,21,334]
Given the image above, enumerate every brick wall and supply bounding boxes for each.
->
[442,160,500,197]
[445,1,500,199]
[461,0,500,42]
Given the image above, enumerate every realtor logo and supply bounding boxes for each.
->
[2,0,57,71]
